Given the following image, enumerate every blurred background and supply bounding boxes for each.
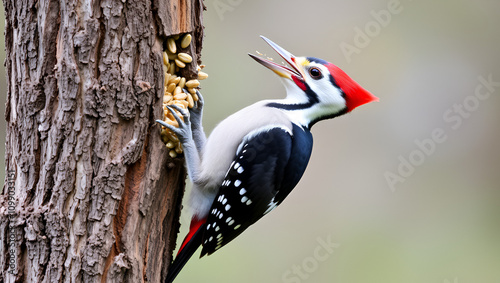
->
[2,0,500,282]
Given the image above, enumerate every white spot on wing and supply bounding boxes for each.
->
[239,188,246,195]
[234,180,241,187]
[241,196,248,203]
[237,166,244,174]
[225,204,231,211]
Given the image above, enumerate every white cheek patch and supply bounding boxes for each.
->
[306,64,345,107]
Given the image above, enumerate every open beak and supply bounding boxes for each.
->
[249,36,305,80]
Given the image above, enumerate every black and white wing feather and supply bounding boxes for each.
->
[201,124,313,256]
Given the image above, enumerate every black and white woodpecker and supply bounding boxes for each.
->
[157,36,379,282]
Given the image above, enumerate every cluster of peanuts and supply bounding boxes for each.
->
[160,33,208,158]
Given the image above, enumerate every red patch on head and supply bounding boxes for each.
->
[326,63,379,111]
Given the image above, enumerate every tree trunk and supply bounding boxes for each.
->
[0,0,204,282]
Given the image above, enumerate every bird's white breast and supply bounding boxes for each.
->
[189,100,293,217]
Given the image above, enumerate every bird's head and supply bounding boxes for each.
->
[249,36,378,127]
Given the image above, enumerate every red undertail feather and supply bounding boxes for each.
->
[177,217,206,255]
[165,217,206,283]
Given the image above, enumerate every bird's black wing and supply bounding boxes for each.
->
[201,124,313,256]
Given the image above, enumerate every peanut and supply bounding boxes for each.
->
[166,141,176,149]
[186,93,194,108]
[167,83,176,93]
[198,71,208,80]
[169,150,177,158]
[174,92,188,100]
[169,76,181,85]
[160,34,209,157]
[174,86,182,96]
[162,52,169,65]
[185,79,200,88]
[174,59,186,68]
[179,77,186,89]
[181,34,192,48]
[167,38,177,54]
[177,53,193,63]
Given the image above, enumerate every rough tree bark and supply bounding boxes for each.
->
[0,0,204,282]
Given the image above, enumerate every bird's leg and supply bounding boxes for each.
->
[185,89,207,153]
[156,105,202,184]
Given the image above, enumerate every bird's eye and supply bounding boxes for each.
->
[309,67,323,80]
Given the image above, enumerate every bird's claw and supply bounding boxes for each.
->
[167,105,190,122]
[184,89,204,129]
[182,88,204,111]
[156,105,192,144]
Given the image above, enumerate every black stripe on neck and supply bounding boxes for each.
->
[307,107,348,128]
[266,101,313,111]
[266,80,319,110]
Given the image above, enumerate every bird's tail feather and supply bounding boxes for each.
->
[164,218,206,283]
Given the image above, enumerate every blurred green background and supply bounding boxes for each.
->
[2,0,500,282]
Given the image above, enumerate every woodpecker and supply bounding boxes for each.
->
[157,36,378,283]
